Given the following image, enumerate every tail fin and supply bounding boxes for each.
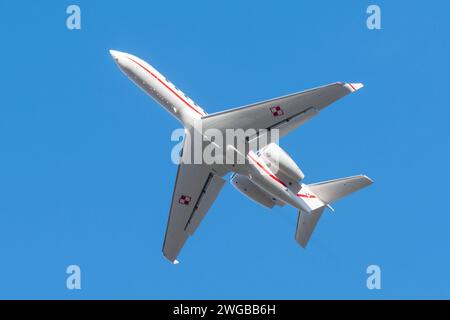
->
[296,207,325,248]
[295,175,373,248]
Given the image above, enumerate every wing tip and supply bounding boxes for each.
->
[346,82,364,92]
[167,258,180,265]
[163,251,181,265]
[362,174,375,184]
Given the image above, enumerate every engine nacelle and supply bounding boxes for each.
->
[231,174,285,209]
[259,143,305,183]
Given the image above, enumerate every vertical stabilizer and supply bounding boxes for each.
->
[295,174,373,247]
[295,208,325,248]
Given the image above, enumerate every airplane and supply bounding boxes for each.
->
[109,49,373,264]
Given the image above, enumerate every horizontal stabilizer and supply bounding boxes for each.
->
[308,175,373,204]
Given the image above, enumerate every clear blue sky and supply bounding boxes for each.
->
[0,1,449,299]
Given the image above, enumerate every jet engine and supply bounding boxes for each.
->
[231,173,285,209]
[258,143,304,186]
[230,143,305,209]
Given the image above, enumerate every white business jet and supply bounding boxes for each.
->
[110,50,373,263]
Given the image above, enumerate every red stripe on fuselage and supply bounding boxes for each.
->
[248,154,287,188]
[126,57,205,117]
[248,154,317,199]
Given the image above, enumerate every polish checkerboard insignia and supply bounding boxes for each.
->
[270,106,284,117]
[178,195,191,205]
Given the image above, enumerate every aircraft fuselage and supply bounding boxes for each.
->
[110,50,205,127]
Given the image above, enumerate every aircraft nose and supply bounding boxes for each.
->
[109,49,121,61]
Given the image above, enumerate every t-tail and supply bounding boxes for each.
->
[295,175,373,247]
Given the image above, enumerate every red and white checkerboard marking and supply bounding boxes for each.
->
[297,192,317,199]
[270,106,284,117]
[178,195,191,205]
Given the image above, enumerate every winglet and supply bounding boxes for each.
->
[345,83,364,92]
[362,174,375,184]
[173,259,180,265]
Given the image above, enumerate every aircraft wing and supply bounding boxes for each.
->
[201,82,363,148]
[162,131,227,263]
